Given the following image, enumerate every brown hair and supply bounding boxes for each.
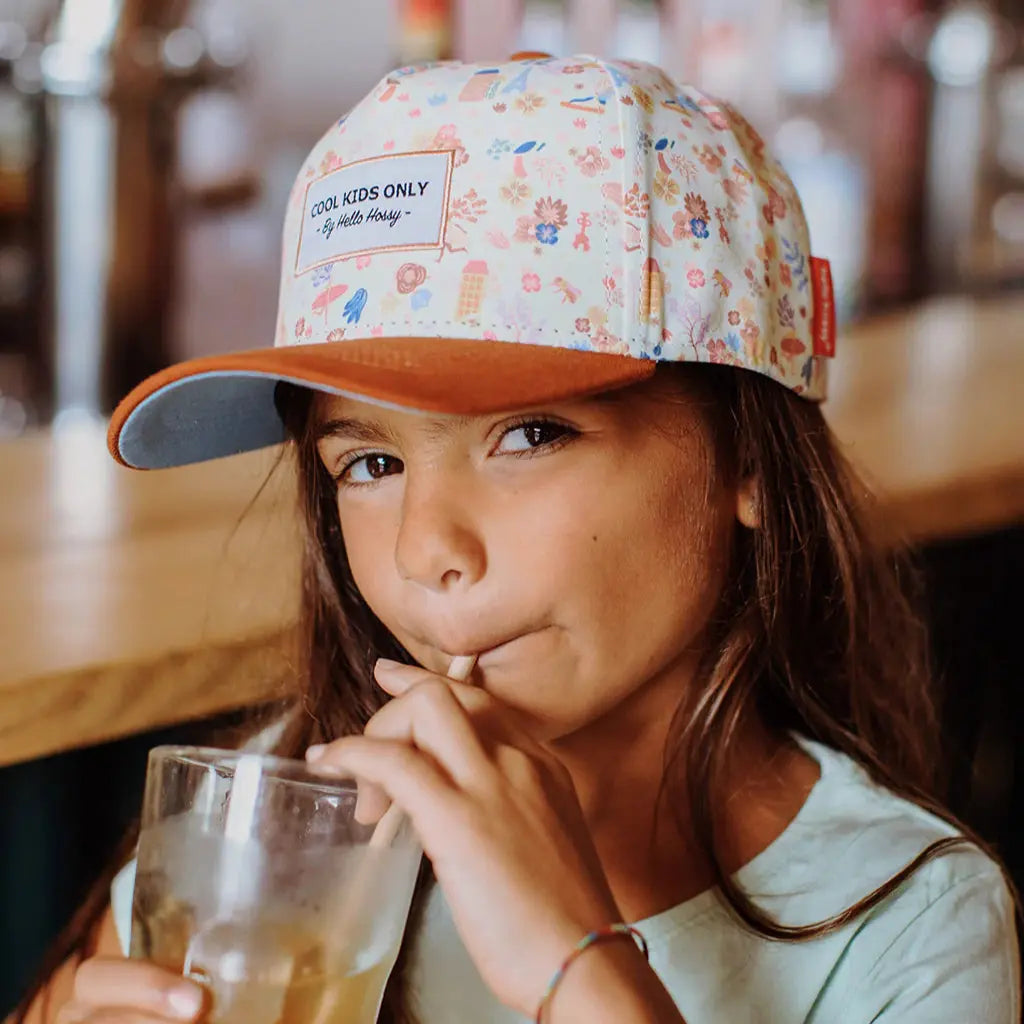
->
[13,361,1012,1022]
[267,361,1010,1019]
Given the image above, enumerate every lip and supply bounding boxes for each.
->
[476,638,515,659]
[474,630,537,666]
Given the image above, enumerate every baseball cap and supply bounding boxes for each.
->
[108,53,835,470]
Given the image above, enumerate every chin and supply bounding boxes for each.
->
[477,673,593,743]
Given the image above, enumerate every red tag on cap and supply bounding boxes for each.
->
[810,257,835,358]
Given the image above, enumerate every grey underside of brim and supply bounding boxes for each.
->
[118,373,288,469]
[117,370,439,469]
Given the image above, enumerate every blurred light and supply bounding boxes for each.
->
[192,0,248,67]
[50,409,121,541]
[178,90,252,190]
[52,406,103,432]
[992,193,1024,245]
[39,40,105,94]
[162,27,205,73]
[927,4,995,86]
[197,0,249,69]
[616,0,660,66]
[0,20,28,62]
[773,118,825,162]
[517,0,566,56]
[55,0,118,52]
[696,20,749,104]
[778,13,838,96]
[907,298,973,381]
[52,96,111,416]
[779,149,867,325]
[206,28,247,70]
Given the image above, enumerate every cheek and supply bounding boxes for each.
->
[336,500,400,616]
[657,475,732,606]
[574,457,733,680]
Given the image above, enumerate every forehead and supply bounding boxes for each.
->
[311,391,521,442]
[309,369,700,428]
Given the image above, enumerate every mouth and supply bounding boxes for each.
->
[410,623,547,671]
[474,630,537,666]
[440,636,518,665]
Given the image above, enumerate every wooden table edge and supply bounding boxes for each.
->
[0,625,300,767]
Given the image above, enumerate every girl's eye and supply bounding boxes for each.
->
[335,418,575,487]
[339,452,403,485]
[495,419,577,455]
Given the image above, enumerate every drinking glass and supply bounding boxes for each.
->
[129,746,421,1024]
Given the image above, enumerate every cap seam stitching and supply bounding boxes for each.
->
[592,55,626,349]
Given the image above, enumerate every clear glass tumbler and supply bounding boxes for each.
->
[129,746,421,1024]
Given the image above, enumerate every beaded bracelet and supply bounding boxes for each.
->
[534,923,650,1023]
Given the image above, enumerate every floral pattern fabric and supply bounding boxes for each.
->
[276,55,833,400]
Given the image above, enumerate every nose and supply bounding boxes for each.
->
[394,468,487,593]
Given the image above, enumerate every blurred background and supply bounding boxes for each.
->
[1,0,1022,1013]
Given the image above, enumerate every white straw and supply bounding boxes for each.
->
[325,653,480,980]
[368,653,478,848]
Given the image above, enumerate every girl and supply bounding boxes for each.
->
[15,54,1019,1023]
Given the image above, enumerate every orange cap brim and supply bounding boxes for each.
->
[108,337,657,469]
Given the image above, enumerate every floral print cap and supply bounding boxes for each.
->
[109,54,835,470]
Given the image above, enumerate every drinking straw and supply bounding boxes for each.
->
[309,652,480,1000]
[368,653,478,848]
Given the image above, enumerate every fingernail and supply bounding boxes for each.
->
[375,658,403,672]
[167,983,204,1019]
[305,744,327,762]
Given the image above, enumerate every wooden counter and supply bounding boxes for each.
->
[0,434,302,766]
[1,292,1022,766]
[825,293,1024,542]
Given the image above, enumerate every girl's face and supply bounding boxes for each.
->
[314,375,746,743]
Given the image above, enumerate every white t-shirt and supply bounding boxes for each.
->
[112,737,1020,1022]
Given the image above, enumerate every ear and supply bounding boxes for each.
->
[735,477,760,530]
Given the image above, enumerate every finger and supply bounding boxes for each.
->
[71,958,207,1021]
[374,661,528,741]
[376,666,549,757]
[304,745,393,825]
[353,774,392,826]
[361,678,492,788]
[371,659,446,696]
[57,1005,186,1024]
[313,736,464,853]
[309,665,479,822]
[309,670,551,797]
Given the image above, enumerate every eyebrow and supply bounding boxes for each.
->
[315,417,399,446]
[313,389,633,446]
[314,414,481,446]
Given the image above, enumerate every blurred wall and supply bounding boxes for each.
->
[171,0,398,366]
[242,0,397,150]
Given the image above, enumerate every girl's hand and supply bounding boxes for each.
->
[306,660,624,1018]
[56,957,207,1022]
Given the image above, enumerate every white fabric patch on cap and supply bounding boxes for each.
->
[295,150,453,274]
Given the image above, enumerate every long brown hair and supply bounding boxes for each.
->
[14,361,1011,1022]
[266,361,1009,1019]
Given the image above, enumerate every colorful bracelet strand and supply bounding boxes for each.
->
[534,923,650,1023]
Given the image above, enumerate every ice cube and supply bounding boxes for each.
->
[185,919,294,1024]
